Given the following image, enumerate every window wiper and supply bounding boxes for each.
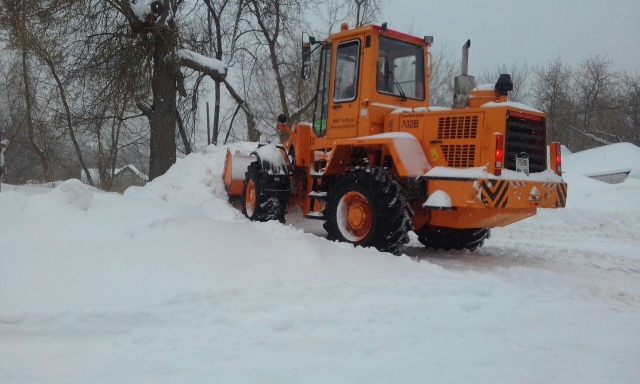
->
[387,70,407,101]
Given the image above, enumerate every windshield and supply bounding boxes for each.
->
[377,36,425,100]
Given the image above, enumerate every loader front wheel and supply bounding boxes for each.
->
[242,162,287,223]
[416,226,490,252]
[323,167,412,255]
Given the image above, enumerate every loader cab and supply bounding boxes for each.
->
[306,24,431,142]
[312,36,363,140]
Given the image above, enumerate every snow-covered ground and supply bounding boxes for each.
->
[1,144,639,383]
[563,142,640,178]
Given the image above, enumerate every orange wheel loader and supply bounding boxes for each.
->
[223,22,567,255]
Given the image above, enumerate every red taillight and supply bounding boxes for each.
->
[495,134,504,176]
[554,142,562,175]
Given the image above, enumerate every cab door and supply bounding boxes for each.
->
[327,38,362,139]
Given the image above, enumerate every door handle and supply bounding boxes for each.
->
[332,105,343,109]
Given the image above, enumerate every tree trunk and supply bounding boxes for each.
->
[247,113,260,142]
[47,60,94,187]
[21,50,51,182]
[212,80,221,145]
[149,27,178,180]
[176,110,192,154]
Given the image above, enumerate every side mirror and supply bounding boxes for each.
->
[301,32,312,80]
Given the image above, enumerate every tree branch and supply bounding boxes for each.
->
[178,49,227,81]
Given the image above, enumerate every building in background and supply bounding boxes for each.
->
[81,165,148,193]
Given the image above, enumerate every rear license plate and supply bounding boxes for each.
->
[516,155,530,176]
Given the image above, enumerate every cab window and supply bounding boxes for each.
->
[312,44,332,137]
[377,37,425,100]
[333,40,360,103]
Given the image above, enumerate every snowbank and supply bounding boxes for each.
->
[125,144,244,222]
[1,144,639,383]
[563,142,640,178]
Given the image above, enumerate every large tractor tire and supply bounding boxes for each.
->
[242,162,287,223]
[416,226,490,252]
[323,167,412,255]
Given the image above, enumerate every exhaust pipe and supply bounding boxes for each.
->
[461,39,470,76]
[452,39,475,109]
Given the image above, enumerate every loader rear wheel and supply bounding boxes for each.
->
[416,226,490,252]
[323,167,412,255]
[242,162,287,223]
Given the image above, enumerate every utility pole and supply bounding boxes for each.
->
[206,102,211,145]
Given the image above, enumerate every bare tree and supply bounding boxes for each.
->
[570,55,618,150]
[198,0,248,145]
[243,0,319,143]
[98,0,227,179]
[1,0,95,184]
[616,73,640,146]
[532,57,573,144]
[353,0,381,27]
[428,44,457,107]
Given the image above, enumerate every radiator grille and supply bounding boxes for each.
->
[438,116,479,139]
[505,113,547,173]
[441,145,476,168]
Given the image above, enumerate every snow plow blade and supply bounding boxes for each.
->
[222,149,255,196]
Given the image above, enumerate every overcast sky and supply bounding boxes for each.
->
[381,0,640,75]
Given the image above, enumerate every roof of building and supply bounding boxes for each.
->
[81,165,149,185]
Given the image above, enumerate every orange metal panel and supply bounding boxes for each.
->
[222,150,255,196]
[228,180,244,196]
[293,124,312,168]
[222,150,233,191]
[423,177,567,210]
[430,208,536,228]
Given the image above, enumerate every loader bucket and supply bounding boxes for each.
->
[223,149,255,196]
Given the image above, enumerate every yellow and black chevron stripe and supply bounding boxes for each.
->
[555,183,567,208]
[480,180,509,208]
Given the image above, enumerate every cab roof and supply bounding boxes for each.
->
[327,24,427,46]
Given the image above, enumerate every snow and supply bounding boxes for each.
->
[481,101,543,113]
[0,183,53,196]
[253,144,289,175]
[424,165,564,182]
[374,104,450,114]
[178,49,227,76]
[130,2,150,23]
[413,106,451,112]
[125,144,244,222]
[384,103,451,114]
[563,142,640,178]
[473,83,496,91]
[423,190,452,208]
[1,143,640,383]
[355,132,431,175]
[371,102,409,111]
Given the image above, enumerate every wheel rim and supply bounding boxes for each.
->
[245,179,256,217]
[337,191,372,242]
